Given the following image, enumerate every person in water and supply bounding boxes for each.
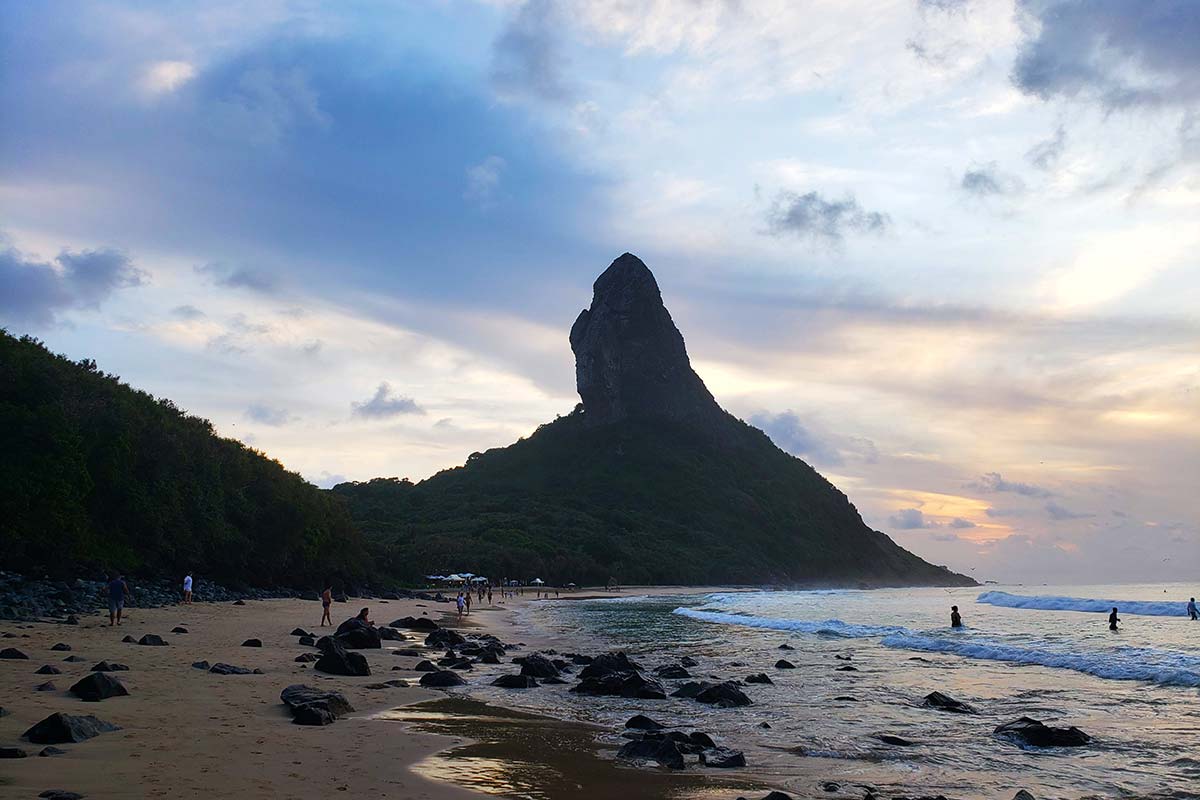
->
[1188,597,1197,621]
[1109,607,1120,631]
[950,605,962,628]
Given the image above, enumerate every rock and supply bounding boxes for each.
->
[1013,792,1036,800]
[518,653,560,679]
[241,638,262,647]
[298,636,316,647]
[778,644,795,650]
[835,665,858,672]
[137,634,167,647]
[290,628,311,637]
[280,684,353,726]
[578,652,641,679]
[38,792,83,800]
[23,712,121,744]
[480,652,501,664]
[923,691,977,714]
[542,676,568,685]
[822,782,840,792]
[757,722,771,729]
[334,619,382,649]
[63,655,86,663]
[35,681,57,691]
[314,637,370,677]
[0,746,28,758]
[36,664,62,675]
[616,737,685,769]
[572,671,666,699]
[994,717,1090,748]
[419,670,467,688]
[39,747,67,756]
[445,659,473,671]
[625,714,664,731]
[377,627,406,642]
[69,672,129,702]
[570,253,721,426]
[873,734,916,746]
[171,627,188,634]
[492,674,538,688]
[834,695,857,701]
[745,673,773,684]
[425,628,466,648]
[233,600,246,605]
[91,662,129,672]
[191,660,211,670]
[0,647,29,659]
[700,746,746,768]
[413,659,438,672]
[209,663,259,675]
[687,731,717,749]
[774,659,795,669]
[679,656,698,667]
[390,616,439,631]
[834,654,852,661]
[120,635,135,643]
[694,681,752,707]
[50,643,72,651]
[654,664,691,679]
[294,653,319,663]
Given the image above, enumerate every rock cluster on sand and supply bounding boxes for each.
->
[69,672,129,701]
[280,684,354,726]
[994,717,1090,748]
[23,713,120,744]
[314,636,370,677]
[618,727,745,771]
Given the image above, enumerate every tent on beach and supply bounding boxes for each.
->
[531,578,545,585]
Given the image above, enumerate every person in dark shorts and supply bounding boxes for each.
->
[950,605,962,628]
[1188,598,1197,620]
[1109,607,1120,631]
[107,573,129,626]
[320,584,333,627]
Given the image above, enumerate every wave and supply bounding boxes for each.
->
[880,633,1200,687]
[977,591,1193,617]
[672,607,905,638]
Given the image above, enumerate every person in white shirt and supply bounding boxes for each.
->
[183,573,193,605]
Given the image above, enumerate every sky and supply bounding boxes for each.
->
[1,0,1197,585]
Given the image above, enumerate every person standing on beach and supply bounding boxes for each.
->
[950,605,962,628]
[464,590,472,615]
[456,592,465,618]
[107,573,129,626]
[182,573,193,604]
[1109,607,1120,631]
[487,586,493,605]
[320,584,333,627]
[1187,598,1197,620]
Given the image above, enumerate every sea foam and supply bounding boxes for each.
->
[672,607,904,638]
[977,591,1191,617]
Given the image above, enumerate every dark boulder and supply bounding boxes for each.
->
[0,647,29,659]
[290,628,312,637]
[315,637,370,677]
[672,681,750,707]
[654,664,691,679]
[923,691,977,714]
[233,600,246,605]
[874,734,917,746]
[38,792,83,800]
[120,635,135,643]
[834,654,852,661]
[378,627,406,642]
[493,674,539,688]
[299,636,316,647]
[0,747,28,758]
[774,659,795,669]
[36,665,62,675]
[518,653,559,679]
[994,717,1090,748]
[35,681,57,691]
[280,684,353,726]
[616,737,684,769]
[39,747,67,756]
[392,648,422,657]
[69,672,129,702]
[137,634,167,647]
[425,628,466,648]
[63,656,87,663]
[172,627,188,634]
[572,671,666,699]
[625,714,664,731]
[192,660,211,670]
[334,619,382,649]
[23,712,120,744]
[209,663,261,675]
[413,659,437,672]
[294,653,319,663]
[578,652,640,679]
[50,643,72,652]
[679,656,698,667]
[390,616,439,631]
[419,670,467,688]
[835,665,858,672]
[745,673,773,684]
[700,747,746,768]
[241,638,262,647]
[778,644,795,650]
[91,662,129,672]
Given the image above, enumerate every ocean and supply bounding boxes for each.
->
[473,583,1200,799]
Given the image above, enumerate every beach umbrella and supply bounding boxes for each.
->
[531,578,545,585]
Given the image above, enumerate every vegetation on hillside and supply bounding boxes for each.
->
[334,409,973,588]
[0,331,370,586]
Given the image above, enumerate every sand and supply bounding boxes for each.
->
[0,596,494,800]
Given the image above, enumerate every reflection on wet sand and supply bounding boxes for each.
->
[379,697,760,800]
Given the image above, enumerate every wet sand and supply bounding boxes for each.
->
[0,588,740,800]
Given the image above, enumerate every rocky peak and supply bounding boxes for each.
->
[569,253,720,425]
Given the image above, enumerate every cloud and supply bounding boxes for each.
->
[170,304,206,320]
[950,517,977,528]
[351,382,424,419]
[960,162,1024,197]
[195,262,278,293]
[889,508,937,529]
[985,506,1034,518]
[969,472,1053,498]
[1011,0,1200,110]
[309,471,348,489]
[140,60,197,96]
[1026,125,1067,170]
[0,240,145,325]
[465,155,507,208]
[763,190,890,246]
[491,0,572,103]
[1045,500,1094,521]
[244,404,290,426]
[751,410,867,467]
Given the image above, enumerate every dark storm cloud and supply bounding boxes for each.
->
[1011,0,1200,110]
[0,240,144,325]
[960,162,1023,197]
[491,0,573,103]
[969,472,1053,498]
[764,191,890,246]
[352,382,425,419]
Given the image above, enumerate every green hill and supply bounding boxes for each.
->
[0,330,370,586]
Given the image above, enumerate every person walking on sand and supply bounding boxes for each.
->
[1188,597,1197,620]
[456,592,465,618]
[950,605,962,628]
[106,573,129,626]
[465,591,472,615]
[320,584,333,627]
[1109,607,1120,631]
[182,572,193,604]
[487,586,493,605]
